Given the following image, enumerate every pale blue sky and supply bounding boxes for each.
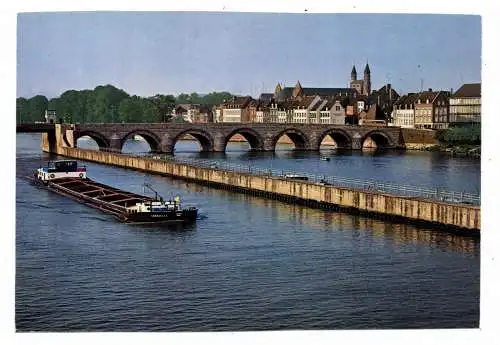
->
[17,12,481,99]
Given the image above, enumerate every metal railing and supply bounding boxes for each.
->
[109,151,480,206]
[76,148,480,206]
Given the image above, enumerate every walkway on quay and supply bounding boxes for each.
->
[61,147,481,231]
[126,152,480,207]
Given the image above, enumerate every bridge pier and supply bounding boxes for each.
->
[109,134,122,152]
[351,137,362,150]
[213,134,226,152]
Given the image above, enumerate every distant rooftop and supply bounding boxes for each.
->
[452,83,481,98]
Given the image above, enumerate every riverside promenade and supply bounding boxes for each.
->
[54,146,480,233]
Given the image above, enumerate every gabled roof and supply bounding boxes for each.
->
[452,83,481,98]
[221,96,253,108]
[414,91,440,104]
[394,93,419,107]
[259,93,274,102]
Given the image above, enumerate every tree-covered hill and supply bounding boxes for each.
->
[16,85,234,124]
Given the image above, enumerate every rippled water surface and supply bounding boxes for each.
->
[16,134,480,331]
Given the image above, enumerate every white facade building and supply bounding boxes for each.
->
[449,83,481,124]
[392,93,418,128]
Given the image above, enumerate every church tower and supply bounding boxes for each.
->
[363,63,371,96]
[351,65,357,81]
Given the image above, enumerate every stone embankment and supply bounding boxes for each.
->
[55,146,480,233]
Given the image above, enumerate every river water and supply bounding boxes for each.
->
[16,134,480,331]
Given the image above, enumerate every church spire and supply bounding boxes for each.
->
[351,65,357,81]
[363,62,371,96]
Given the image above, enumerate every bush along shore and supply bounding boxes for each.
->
[428,126,481,158]
[425,143,481,158]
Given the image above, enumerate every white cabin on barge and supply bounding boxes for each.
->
[36,160,87,182]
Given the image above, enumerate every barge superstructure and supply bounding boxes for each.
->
[29,160,198,223]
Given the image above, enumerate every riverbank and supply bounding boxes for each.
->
[406,143,481,158]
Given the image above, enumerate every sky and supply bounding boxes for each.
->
[17,12,481,99]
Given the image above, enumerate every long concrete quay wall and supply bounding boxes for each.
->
[55,146,480,233]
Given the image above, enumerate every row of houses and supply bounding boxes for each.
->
[213,79,399,126]
[170,64,480,130]
[391,83,481,129]
[214,94,346,124]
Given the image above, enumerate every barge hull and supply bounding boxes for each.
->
[27,176,197,224]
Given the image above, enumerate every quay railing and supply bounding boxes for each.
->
[88,148,481,206]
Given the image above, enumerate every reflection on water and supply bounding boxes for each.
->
[163,177,480,256]
[17,134,480,330]
[76,137,480,194]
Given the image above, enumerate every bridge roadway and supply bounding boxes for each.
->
[16,123,55,133]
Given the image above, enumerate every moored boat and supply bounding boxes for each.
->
[28,160,198,224]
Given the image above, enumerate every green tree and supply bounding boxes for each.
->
[176,93,190,104]
[200,91,233,105]
[150,94,176,122]
[190,92,201,104]
[27,95,49,122]
[16,97,28,124]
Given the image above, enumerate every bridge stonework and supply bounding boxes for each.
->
[72,123,405,153]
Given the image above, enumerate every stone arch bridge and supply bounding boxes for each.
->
[70,123,405,153]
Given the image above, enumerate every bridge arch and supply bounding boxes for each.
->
[361,130,394,149]
[75,131,110,149]
[168,129,214,153]
[121,130,161,152]
[223,127,265,151]
[316,128,352,149]
[271,128,310,151]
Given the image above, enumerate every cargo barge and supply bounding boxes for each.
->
[28,160,198,223]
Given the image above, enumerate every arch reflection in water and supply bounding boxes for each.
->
[157,177,479,256]
[76,135,100,151]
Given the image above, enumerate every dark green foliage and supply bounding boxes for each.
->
[436,126,481,145]
[16,85,236,124]
[174,91,233,106]
[16,95,48,123]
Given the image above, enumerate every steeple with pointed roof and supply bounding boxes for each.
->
[363,63,371,95]
[351,65,357,81]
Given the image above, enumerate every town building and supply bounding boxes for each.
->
[449,83,481,125]
[274,80,358,102]
[391,93,419,128]
[367,84,400,122]
[254,96,272,123]
[45,110,57,124]
[317,98,345,125]
[192,105,213,123]
[414,89,450,129]
[358,104,378,126]
[216,96,253,123]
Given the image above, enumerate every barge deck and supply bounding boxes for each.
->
[29,175,198,223]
